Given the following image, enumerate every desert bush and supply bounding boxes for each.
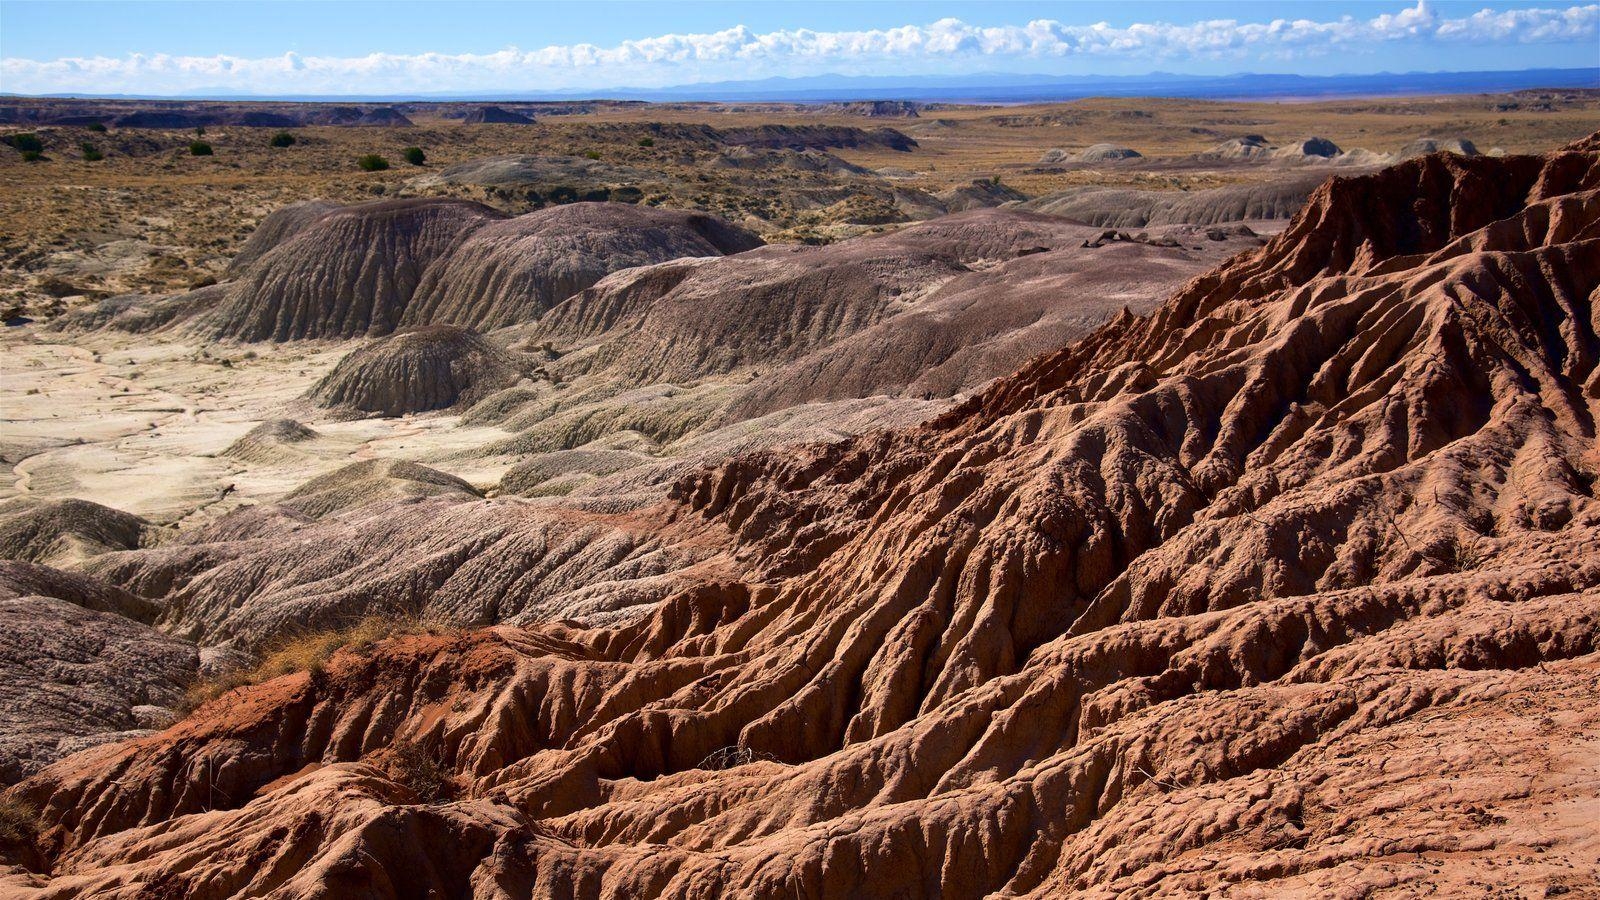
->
[180,614,453,713]
[385,740,451,802]
[402,146,426,165]
[268,131,295,148]
[87,122,107,132]
[583,150,601,160]
[189,141,213,156]
[637,137,654,147]
[80,142,103,161]
[0,796,39,845]
[5,133,44,153]
[20,150,43,163]
[698,745,780,771]
[357,153,390,171]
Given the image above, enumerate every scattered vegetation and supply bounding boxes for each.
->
[698,745,781,771]
[637,137,655,147]
[21,150,43,163]
[402,146,426,165]
[80,142,104,162]
[384,740,452,802]
[180,614,454,713]
[357,153,390,171]
[4,133,44,153]
[87,121,107,132]
[583,150,602,160]
[0,795,39,845]
[189,141,214,156]
[269,131,296,148]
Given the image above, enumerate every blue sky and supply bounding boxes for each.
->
[2,1,1597,95]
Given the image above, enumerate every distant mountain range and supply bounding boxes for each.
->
[7,67,1597,104]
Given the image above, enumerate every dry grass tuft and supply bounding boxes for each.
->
[0,795,39,845]
[181,614,455,714]
[384,740,453,803]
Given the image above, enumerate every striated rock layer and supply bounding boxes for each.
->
[5,140,1600,897]
[307,326,524,417]
[207,199,760,341]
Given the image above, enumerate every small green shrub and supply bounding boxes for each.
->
[268,131,295,148]
[5,133,44,153]
[189,141,213,156]
[583,150,601,160]
[20,150,43,163]
[80,142,103,161]
[637,137,654,147]
[87,122,107,132]
[402,146,426,165]
[357,153,390,171]
[194,125,206,136]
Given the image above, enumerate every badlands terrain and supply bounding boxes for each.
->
[0,93,1598,897]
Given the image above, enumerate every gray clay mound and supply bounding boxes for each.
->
[498,449,653,497]
[539,209,1111,386]
[427,154,659,189]
[222,419,319,463]
[1275,137,1343,159]
[1397,137,1480,158]
[226,200,343,277]
[307,326,523,417]
[1022,174,1328,228]
[210,198,506,341]
[462,106,536,125]
[280,458,482,519]
[0,596,197,784]
[1206,134,1275,160]
[0,497,153,566]
[936,178,1028,212]
[709,147,870,175]
[0,559,160,623]
[48,284,226,335]
[401,203,763,331]
[1077,143,1143,162]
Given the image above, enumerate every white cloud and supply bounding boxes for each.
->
[1,1,1595,95]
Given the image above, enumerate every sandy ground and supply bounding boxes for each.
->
[0,326,516,526]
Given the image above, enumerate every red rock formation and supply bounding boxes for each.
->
[5,140,1599,897]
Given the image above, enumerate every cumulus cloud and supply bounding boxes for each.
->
[2,1,1596,95]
